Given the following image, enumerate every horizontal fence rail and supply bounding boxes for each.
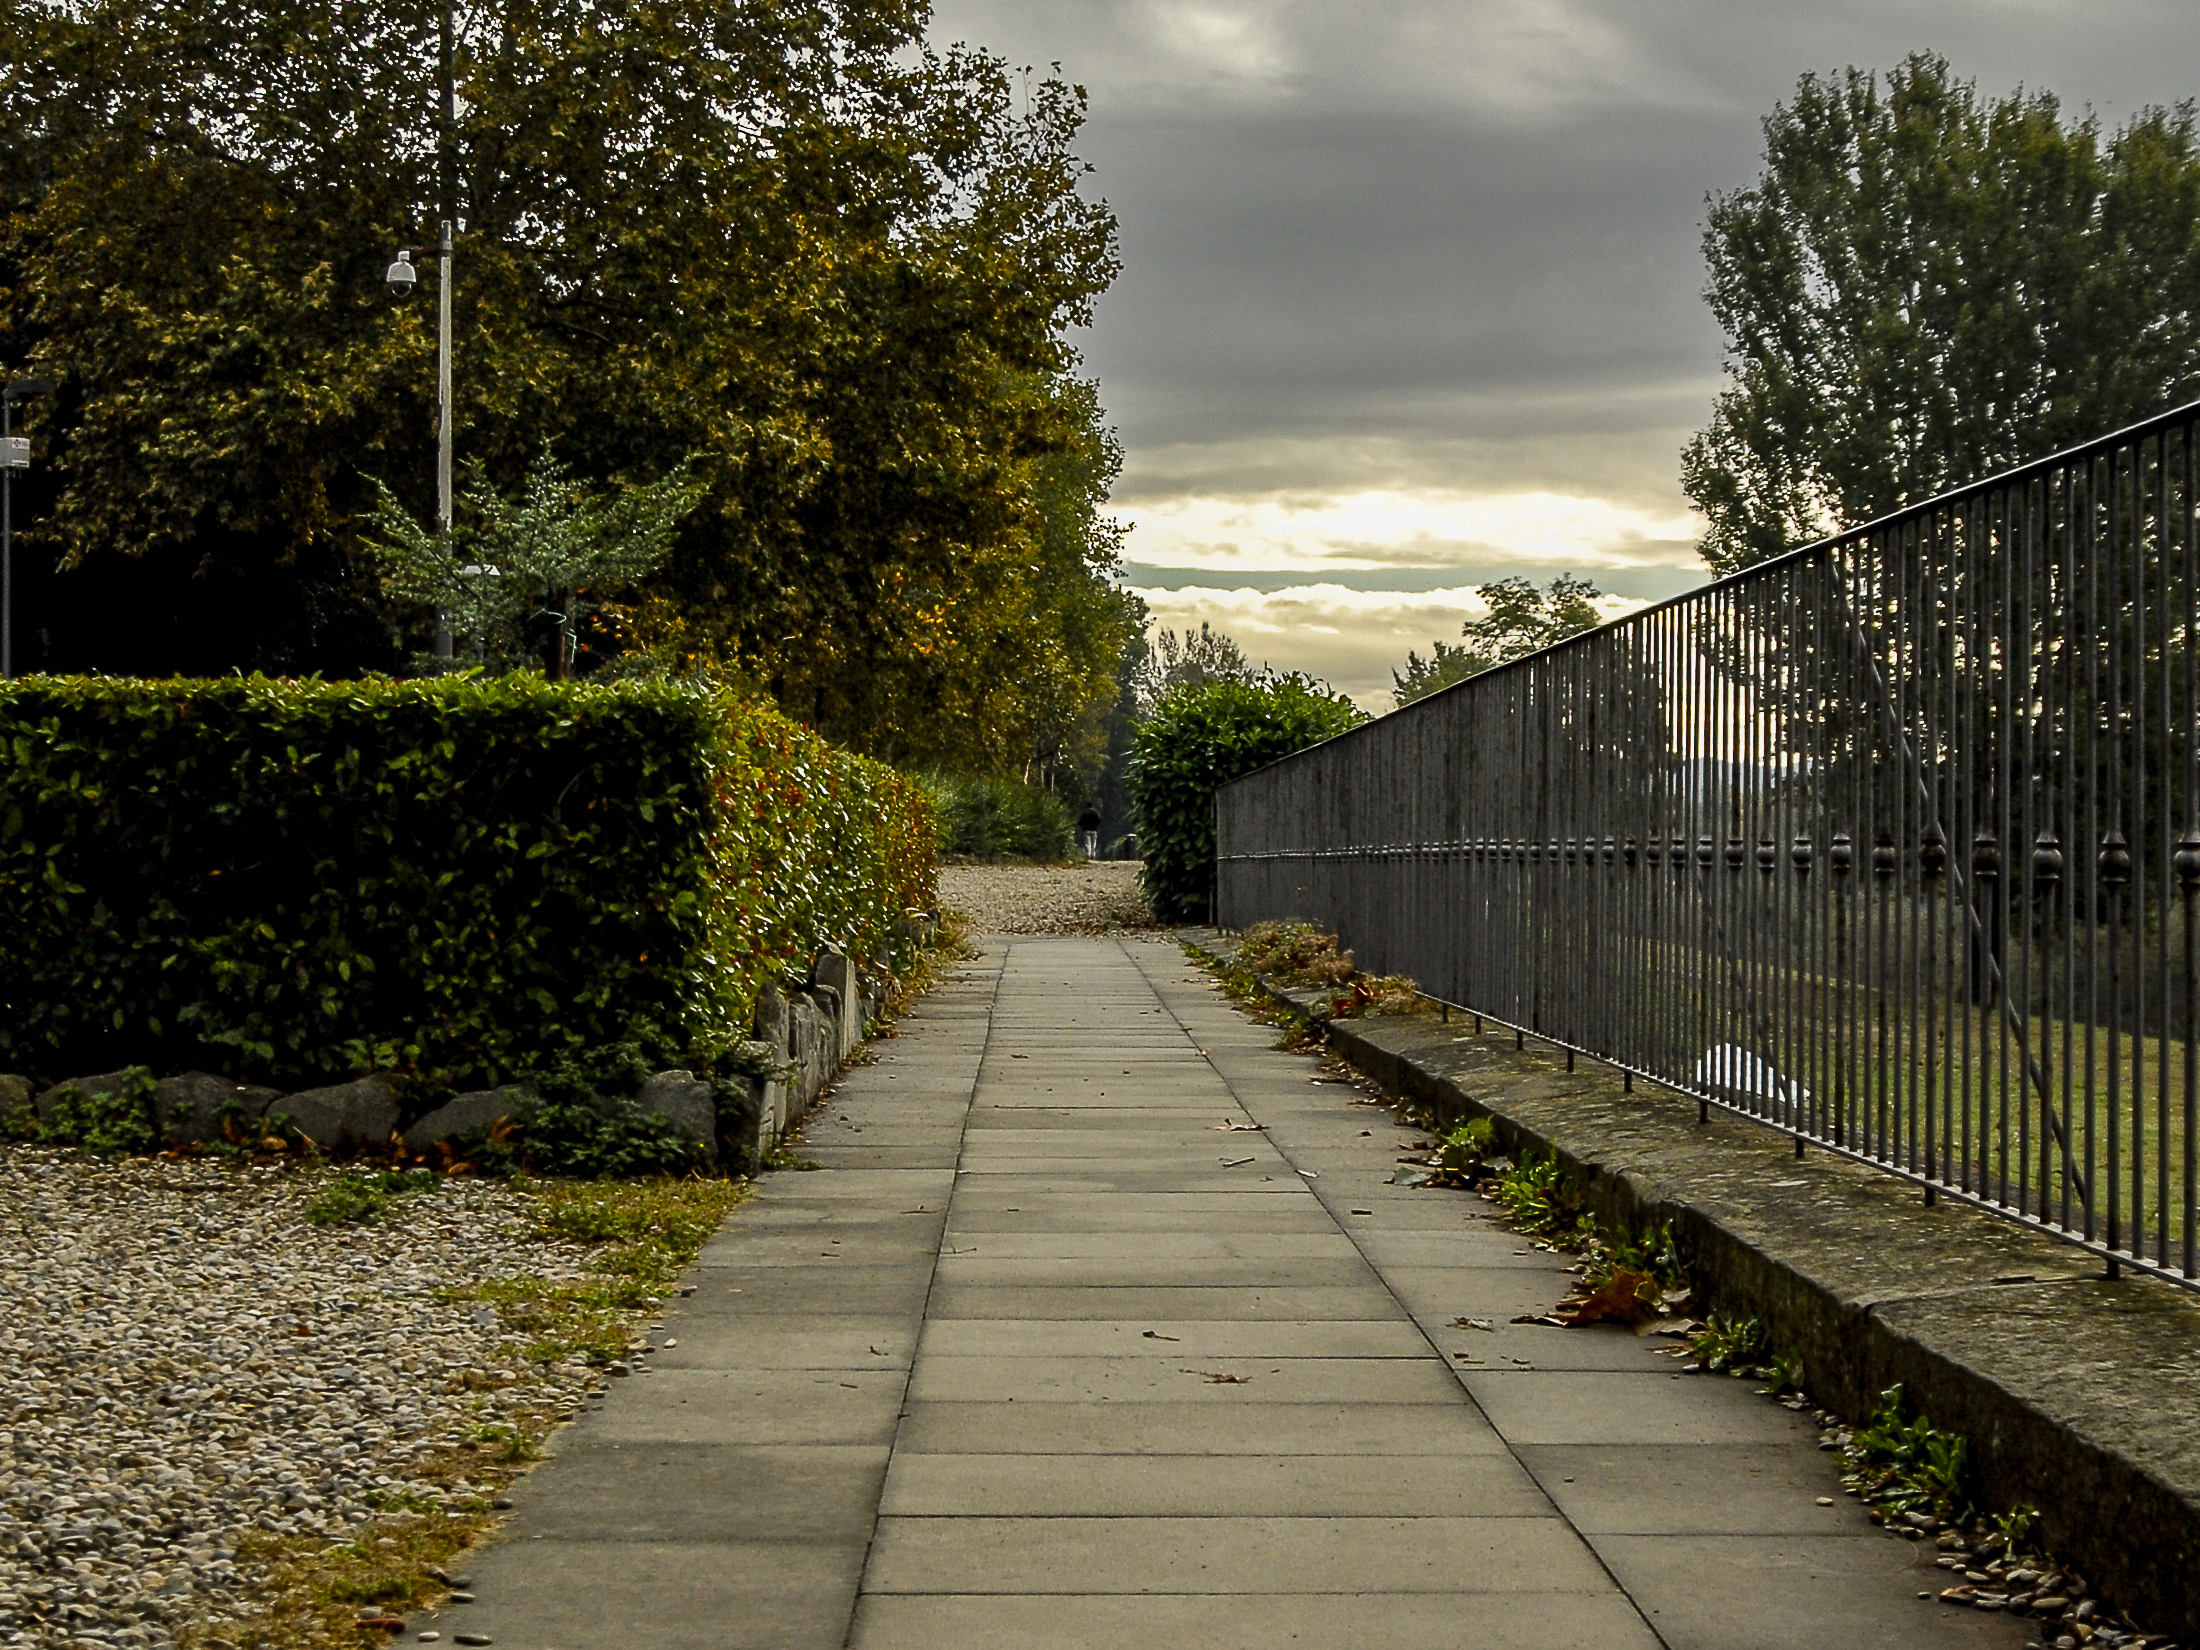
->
[1219,400,2200,1287]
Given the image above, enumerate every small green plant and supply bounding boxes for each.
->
[1761,1352,1806,1397]
[1989,1504,2040,1561]
[1843,1384,1972,1518]
[1491,1150,1585,1237]
[1688,1315,1768,1373]
[304,1168,441,1226]
[1436,1116,1495,1173]
[37,1069,158,1157]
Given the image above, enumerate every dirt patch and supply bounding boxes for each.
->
[936,861,1155,935]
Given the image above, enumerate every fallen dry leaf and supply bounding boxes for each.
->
[1182,1369,1250,1384]
[1214,1120,1266,1132]
[1556,1268,1661,1328]
[1452,1317,1497,1332]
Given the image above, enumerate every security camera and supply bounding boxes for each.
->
[385,251,417,297]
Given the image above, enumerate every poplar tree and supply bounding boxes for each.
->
[1684,52,2200,574]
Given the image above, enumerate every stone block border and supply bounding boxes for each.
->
[0,928,934,1169]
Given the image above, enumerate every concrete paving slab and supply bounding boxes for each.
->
[655,1316,917,1370]
[914,1318,1434,1360]
[579,1368,906,1445]
[1431,1320,1697,1374]
[1350,1227,1580,1269]
[929,1255,1383,1289]
[876,1450,1548,1516]
[686,1229,948,1268]
[506,1441,889,1541]
[1514,1442,1860,1535]
[906,1353,1465,1405]
[1456,1370,1825,1446]
[801,1144,967,1169]
[861,1513,1609,1595]
[929,1231,1363,1261]
[925,1284,1411,1321]
[446,1537,866,1650]
[1592,1534,2030,1650]
[942,1203,1342,1233]
[893,1401,1510,1456]
[848,1591,1663,1650]
[675,1261,936,1314]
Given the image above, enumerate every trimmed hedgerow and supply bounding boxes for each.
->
[921,772,1076,861]
[1126,676,1363,923]
[0,677,933,1094]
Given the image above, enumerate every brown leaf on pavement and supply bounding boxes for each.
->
[1556,1268,1660,1327]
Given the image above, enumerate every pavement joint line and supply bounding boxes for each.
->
[1116,934,1680,1650]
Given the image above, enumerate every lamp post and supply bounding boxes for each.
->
[385,219,456,659]
[1,377,51,680]
[387,3,461,659]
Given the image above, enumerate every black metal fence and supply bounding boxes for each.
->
[1217,400,2200,1287]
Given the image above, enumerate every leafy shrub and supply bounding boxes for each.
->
[1127,676,1362,922]
[0,677,934,1095]
[485,1096,707,1180]
[1237,920,1356,985]
[923,773,1075,860]
[32,1068,158,1157]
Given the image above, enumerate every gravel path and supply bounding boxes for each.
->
[0,1152,616,1650]
[935,861,1155,935]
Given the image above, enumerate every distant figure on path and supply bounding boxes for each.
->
[1077,803,1102,859]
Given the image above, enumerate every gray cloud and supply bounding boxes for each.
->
[934,0,2200,669]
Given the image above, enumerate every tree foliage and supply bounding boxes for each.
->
[360,449,698,675]
[1,0,1125,774]
[1133,621,1259,716]
[1685,52,2200,574]
[1392,575,1605,707]
[1127,674,1364,923]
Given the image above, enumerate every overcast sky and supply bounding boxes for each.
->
[927,0,2200,708]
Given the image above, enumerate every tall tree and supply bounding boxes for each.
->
[1,0,1124,765]
[1683,52,2200,574]
[1132,621,1257,715]
[1391,575,1604,708]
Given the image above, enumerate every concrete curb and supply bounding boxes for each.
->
[1180,929,2200,1640]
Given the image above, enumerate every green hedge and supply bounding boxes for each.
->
[922,773,1075,860]
[0,677,934,1093]
[1126,676,1363,922]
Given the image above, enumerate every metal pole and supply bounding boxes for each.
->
[432,217,455,660]
[432,6,457,661]
[2,395,12,680]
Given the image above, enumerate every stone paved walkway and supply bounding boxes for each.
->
[453,936,2030,1649]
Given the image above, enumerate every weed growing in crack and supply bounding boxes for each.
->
[1844,1384,1973,1519]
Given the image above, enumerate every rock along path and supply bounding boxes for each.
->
[452,936,2031,1650]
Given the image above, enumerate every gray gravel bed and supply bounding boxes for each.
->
[0,1150,614,1650]
[936,860,1155,935]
